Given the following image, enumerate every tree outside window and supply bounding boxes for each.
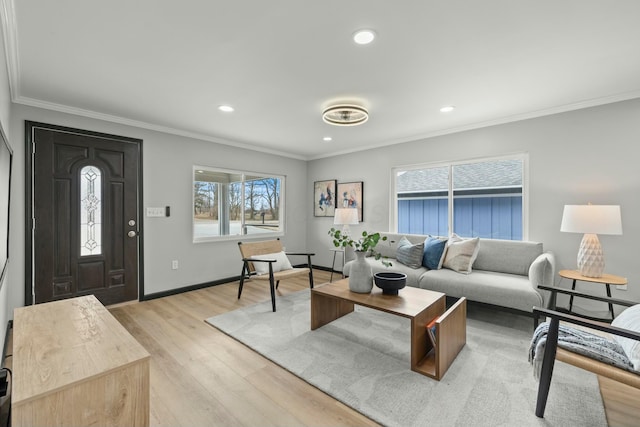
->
[193,167,284,241]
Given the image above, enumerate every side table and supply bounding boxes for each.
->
[558,269,628,321]
[330,248,346,282]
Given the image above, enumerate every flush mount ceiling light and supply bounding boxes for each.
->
[353,29,376,45]
[323,136,333,142]
[440,105,455,113]
[218,105,234,112]
[322,105,369,126]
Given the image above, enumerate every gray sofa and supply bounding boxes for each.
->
[343,232,556,318]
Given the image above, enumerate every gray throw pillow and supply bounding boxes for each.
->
[396,236,424,269]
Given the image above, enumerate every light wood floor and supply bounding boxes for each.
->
[109,270,379,427]
[4,269,633,426]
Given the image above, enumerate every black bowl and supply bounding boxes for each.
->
[373,272,407,295]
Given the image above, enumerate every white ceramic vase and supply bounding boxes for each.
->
[348,251,373,293]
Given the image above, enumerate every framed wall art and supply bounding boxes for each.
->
[314,179,336,217]
[337,181,363,222]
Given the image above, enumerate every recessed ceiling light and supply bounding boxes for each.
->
[353,29,376,45]
[440,105,455,113]
[218,105,234,112]
[323,136,333,142]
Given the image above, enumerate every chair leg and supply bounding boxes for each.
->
[276,280,280,289]
[269,265,276,312]
[238,264,247,299]
[308,255,314,289]
[536,317,560,418]
[269,279,276,311]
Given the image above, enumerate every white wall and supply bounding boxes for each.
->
[3,88,640,318]
[308,99,640,304]
[7,104,308,312]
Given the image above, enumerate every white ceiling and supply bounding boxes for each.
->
[3,0,640,160]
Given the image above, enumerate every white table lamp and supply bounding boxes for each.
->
[334,208,359,235]
[560,204,622,278]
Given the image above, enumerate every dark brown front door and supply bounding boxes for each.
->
[28,122,142,305]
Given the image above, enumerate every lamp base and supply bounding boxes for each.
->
[577,233,604,278]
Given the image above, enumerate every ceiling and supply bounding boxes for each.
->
[3,1,640,160]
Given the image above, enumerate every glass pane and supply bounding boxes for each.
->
[193,180,219,238]
[80,166,102,256]
[452,159,523,239]
[244,177,281,234]
[193,166,284,240]
[396,166,449,236]
[228,181,243,236]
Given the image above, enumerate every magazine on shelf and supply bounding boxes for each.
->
[426,316,438,348]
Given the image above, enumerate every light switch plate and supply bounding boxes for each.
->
[146,207,165,217]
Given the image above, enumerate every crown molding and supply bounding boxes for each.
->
[308,90,640,160]
[14,95,307,161]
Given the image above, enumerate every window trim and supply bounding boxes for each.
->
[192,165,286,243]
[391,153,529,240]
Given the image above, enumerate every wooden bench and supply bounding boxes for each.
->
[238,239,314,311]
[12,295,150,426]
[534,286,640,426]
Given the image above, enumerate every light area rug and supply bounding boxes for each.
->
[206,289,607,427]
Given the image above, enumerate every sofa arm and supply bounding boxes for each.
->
[343,246,356,263]
[529,251,556,304]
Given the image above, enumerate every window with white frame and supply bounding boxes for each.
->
[394,155,527,240]
[193,166,284,241]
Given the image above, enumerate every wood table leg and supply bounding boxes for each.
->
[310,291,354,330]
[410,296,445,375]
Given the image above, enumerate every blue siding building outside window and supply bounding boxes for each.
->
[398,198,448,236]
[398,196,522,240]
[396,157,525,240]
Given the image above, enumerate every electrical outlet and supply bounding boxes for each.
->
[172,260,179,270]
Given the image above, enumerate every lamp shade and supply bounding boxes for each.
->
[560,205,622,235]
[334,208,359,226]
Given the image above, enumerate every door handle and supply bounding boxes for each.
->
[127,230,137,238]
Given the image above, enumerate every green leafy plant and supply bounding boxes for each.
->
[328,228,392,267]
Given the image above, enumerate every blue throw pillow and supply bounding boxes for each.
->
[423,236,447,270]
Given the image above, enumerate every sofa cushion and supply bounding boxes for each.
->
[422,236,448,270]
[365,257,426,286]
[419,269,543,312]
[396,237,424,269]
[611,304,640,370]
[474,239,542,276]
[374,234,404,258]
[442,235,479,274]
[375,233,427,259]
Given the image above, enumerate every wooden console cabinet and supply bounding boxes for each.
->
[12,295,150,427]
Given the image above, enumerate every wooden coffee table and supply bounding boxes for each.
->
[311,279,466,380]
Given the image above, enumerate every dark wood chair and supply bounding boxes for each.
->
[237,239,314,312]
[533,285,640,425]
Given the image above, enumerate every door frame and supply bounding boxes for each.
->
[24,121,145,306]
